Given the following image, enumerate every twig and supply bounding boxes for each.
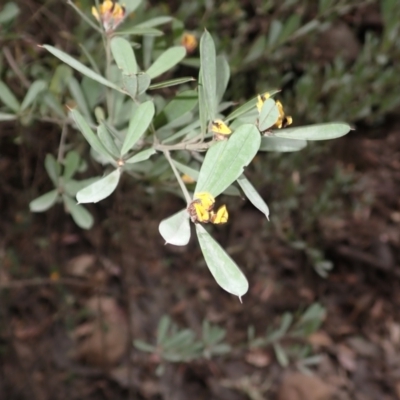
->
[0,277,93,290]
[3,47,31,89]
[164,150,192,205]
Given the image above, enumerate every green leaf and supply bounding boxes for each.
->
[134,340,156,353]
[63,150,81,179]
[196,224,248,298]
[273,122,351,140]
[159,209,191,246]
[121,101,155,156]
[45,154,60,186]
[42,92,66,118]
[63,195,94,229]
[195,124,261,197]
[273,343,289,367]
[29,189,59,212]
[155,90,197,128]
[124,148,156,163]
[133,16,172,28]
[50,64,72,96]
[225,89,280,122]
[216,55,230,104]
[0,2,20,24]
[98,124,120,159]
[110,37,138,75]
[117,27,163,36]
[278,14,301,44]
[122,74,138,98]
[20,80,47,111]
[157,316,171,344]
[0,112,16,121]
[237,175,269,219]
[64,177,100,197]
[146,46,186,79]
[123,0,142,14]
[42,45,122,92]
[172,160,199,181]
[268,20,283,48]
[68,76,93,124]
[0,80,20,113]
[258,98,279,131]
[244,35,266,64]
[70,108,113,162]
[259,136,307,152]
[149,76,196,90]
[198,74,207,135]
[200,30,217,121]
[76,168,121,204]
[137,73,151,95]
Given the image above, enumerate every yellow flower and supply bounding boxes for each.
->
[275,100,293,129]
[210,205,229,224]
[194,192,215,211]
[211,119,232,135]
[211,119,232,141]
[256,92,271,112]
[257,94,293,129]
[181,32,198,53]
[181,174,196,184]
[188,192,229,224]
[92,0,126,31]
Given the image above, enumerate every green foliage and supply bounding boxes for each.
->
[135,305,325,373]
[248,303,326,370]
[2,0,354,298]
[134,316,231,368]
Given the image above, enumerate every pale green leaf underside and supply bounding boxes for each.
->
[63,195,94,229]
[259,136,307,152]
[0,112,16,121]
[258,98,279,131]
[0,80,20,113]
[196,224,248,298]
[172,160,200,181]
[21,80,47,111]
[121,101,155,156]
[110,36,138,75]
[200,30,217,121]
[70,109,114,162]
[29,189,59,212]
[237,175,269,219]
[146,46,186,79]
[272,122,351,140]
[159,209,191,246]
[76,168,121,204]
[125,148,156,163]
[43,45,122,92]
[195,124,261,197]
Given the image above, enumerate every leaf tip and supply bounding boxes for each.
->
[238,296,243,304]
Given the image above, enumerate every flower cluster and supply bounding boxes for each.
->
[181,32,198,53]
[188,192,228,224]
[210,119,232,141]
[257,92,293,129]
[92,0,126,32]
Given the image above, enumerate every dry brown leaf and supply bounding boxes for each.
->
[336,344,357,372]
[66,254,95,277]
[71,296,128,367]
[245,349,271,368]
[278,372,333,400]
[308,331,334,349]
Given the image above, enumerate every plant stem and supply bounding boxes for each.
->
[164,150,192,205]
